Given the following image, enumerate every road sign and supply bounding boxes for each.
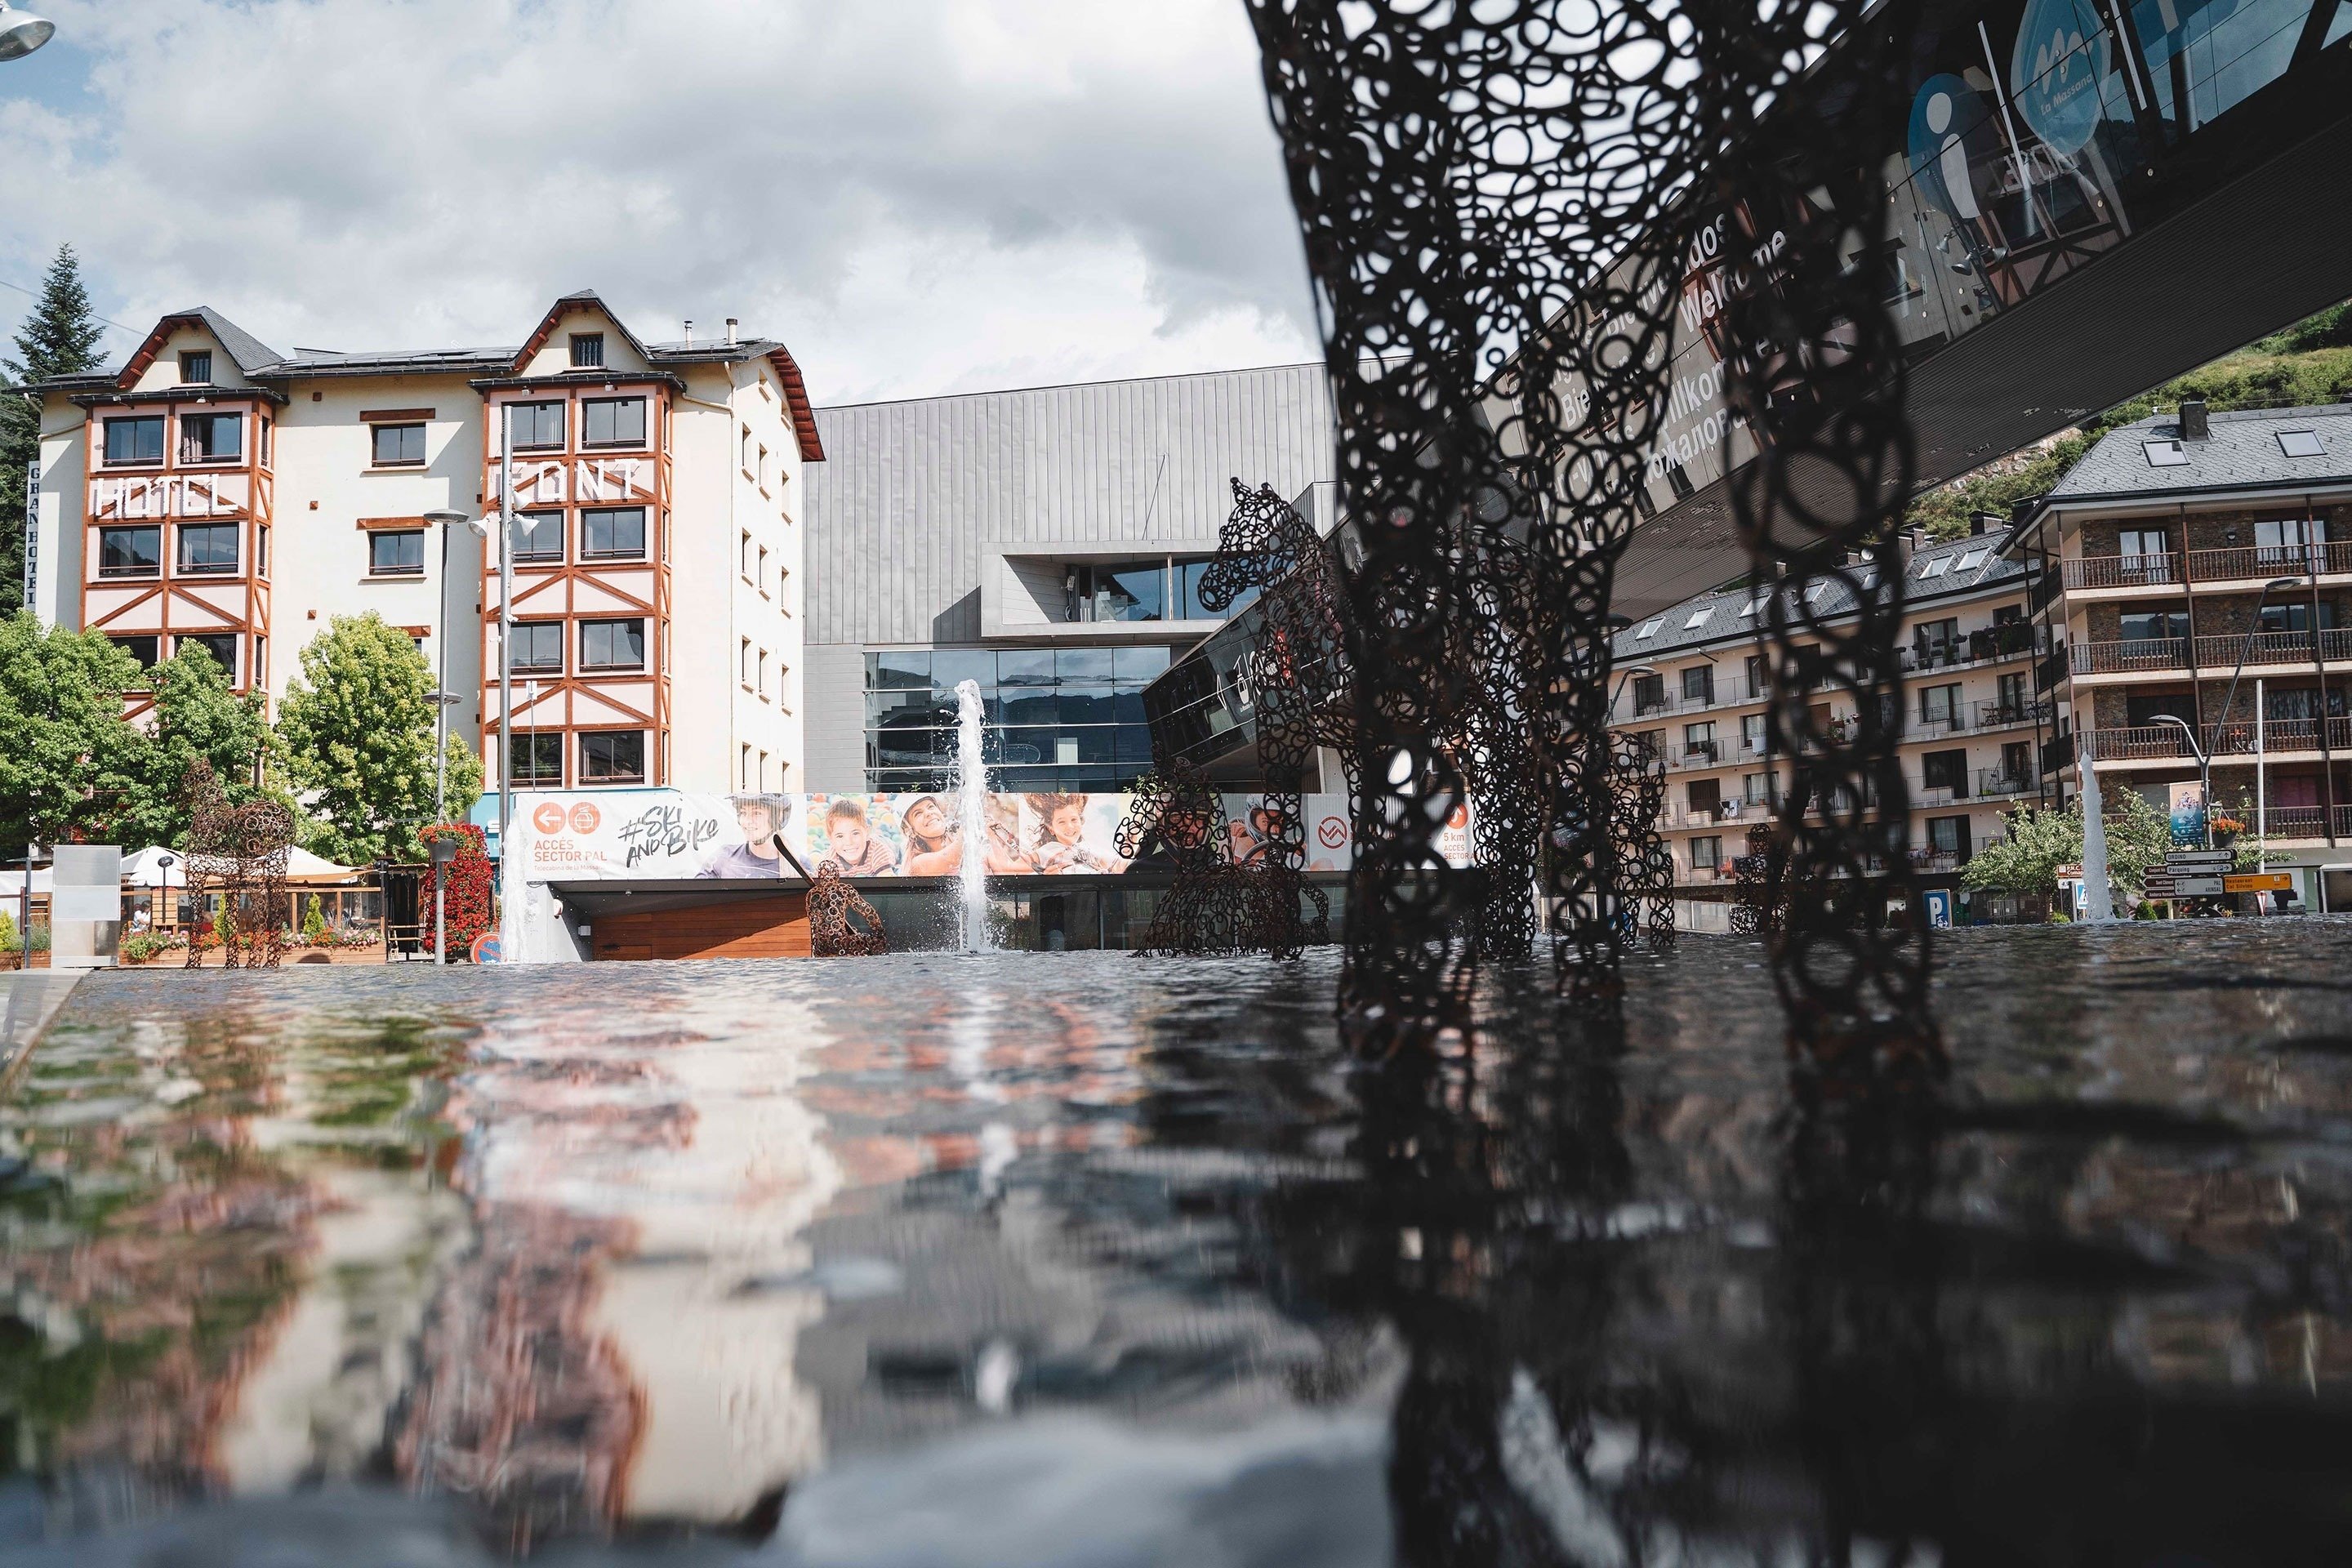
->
[2223,872,2293,893]
[2167,850,2234,870]
[2142,875,2175,898]
[2169,875,2228,898]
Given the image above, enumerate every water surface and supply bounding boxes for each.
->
[2,924,2350,1564]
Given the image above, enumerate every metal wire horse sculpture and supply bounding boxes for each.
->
[1114,760,1328,957]
[180,759,295,970]
[1242,0,1936,1063]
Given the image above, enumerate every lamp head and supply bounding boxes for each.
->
[2267,577,2301,592]
[0,6,56,61]
[423,509,469,530]
[467,515,492,539]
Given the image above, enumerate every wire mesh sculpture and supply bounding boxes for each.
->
[1113,761,1329,958]
[808,863,889,956]
[1729,824,1778,937]
[180,759,295,970]
[1610,733,1675,952]
[1241,0,1933,1058]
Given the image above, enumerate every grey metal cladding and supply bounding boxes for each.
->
[804,363,1339,648]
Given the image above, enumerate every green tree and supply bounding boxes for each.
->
[1,247,109,616]
[115,644,279,849]
[1961,800,2080,899]
[2101,786,2176,900]
[0,612,145,858]
[277,612,481,863]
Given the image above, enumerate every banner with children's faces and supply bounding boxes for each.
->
[508,788,1474,881]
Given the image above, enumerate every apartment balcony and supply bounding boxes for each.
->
[2061,541,2352,595]
[2041,732,2076,775]
[1973,698,2049,730]
[2069,629,2352,678]
[2088,716,2352,764]
[2034,646,2070,693]
[2261,805,2352,843]
[1677,740,1722,768]
[1902,622,2035,673]
[1914,784,1969,807]
[1976,768,2036,799]
[1909,849,1966,873]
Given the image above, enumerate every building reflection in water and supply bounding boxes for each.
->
[0,931,2349,1561]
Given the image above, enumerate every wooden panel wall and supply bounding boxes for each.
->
[589,893,811,960]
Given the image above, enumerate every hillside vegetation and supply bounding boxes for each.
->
[1909,301,2352,541]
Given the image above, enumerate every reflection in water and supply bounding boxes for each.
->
[1,925,2350,1561]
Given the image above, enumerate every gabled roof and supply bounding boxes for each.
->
[1610,525,2026,662]
[2048,403,2352,505]
[508,289,653,376]
[113,306,283,390]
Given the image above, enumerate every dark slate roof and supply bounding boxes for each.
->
[1610,525,2027,662]
[2047,403,2352,504]
[177,306,283,375]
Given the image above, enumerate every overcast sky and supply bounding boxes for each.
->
[0,0,1319,404]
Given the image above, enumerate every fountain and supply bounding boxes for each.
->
[952,678,992,952]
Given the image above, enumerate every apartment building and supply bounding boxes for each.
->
[1607,523,2046,893]
[24,292,819,816]
[2016,401,2352,910]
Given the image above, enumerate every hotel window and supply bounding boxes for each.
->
[579,617,645,670]
[741,531,755,581]
[740,637,753,686]
[259,415,272,466]
[372,422,426,467]
[178,522,239,574]
[511,621,564,673]
[511,510,564,564]
[109,635,159,670]
[1064,560,1166,622]
[581,396,647,448]
[581,506,646,559]
[757,648,769,697]
[1682,721,1715,760]
[2256,517,2327,567]
[97,524,162,578]
[1690,836,1722,875]
[102,416,165,466]
[1173,556,1258,620]
[570,332,605,368]
[368,529,425,577]
[578,730,645,784]
[1927,815,1971,858]
[757,545,769,593]
[2257,600,2337,635]
[1680,665,1713,704]
[757,443,769,490]
[1919,683,1961,728]
[510,733,564,786]
[176,632,238,677]
[2121,610,2190,642]
[1741,712,1767,753]
[741,744,754,789]
[179,350,212,384]
[179,412,243,463]
[760,751,771,791]
[741,425,754,474]
[1922,750,1969,798]
[1743,772,1774,804]
[2118,527,2167,558]
[508,400,566,451]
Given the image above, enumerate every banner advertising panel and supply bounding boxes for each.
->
[509,789,1472,884]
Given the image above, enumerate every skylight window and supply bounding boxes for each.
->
[2278,429,2326,458]
[1637,618,1663,639]
[1955,548,1987,571]
[1921,557,1950,577]
[1804,581,1829,602]
[1684,608,1711,630]
[2144,439,2189,467]
[1740,595,1764,617]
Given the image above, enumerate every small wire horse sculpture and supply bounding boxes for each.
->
[180,760,296,970]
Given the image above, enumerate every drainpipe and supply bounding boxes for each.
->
[679,363,746,786]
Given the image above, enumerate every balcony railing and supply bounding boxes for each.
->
[1974,698,2047,729]
[2041,732,2076,775]
[1677,740,1722,767]
[1915,783,1969,806]
[2062,552,2180,590]
[2184,541,2352,581]
[1909,849,1965,872]
[2261,805,2352,841]
[2089,716,2352,761]
[1905,622,2036,672]
[2071,636,2187,675]
[2035,647,2069,693]
[2072,629,2352,676]
[1977,768,2035,797]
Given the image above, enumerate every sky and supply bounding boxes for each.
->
[0,0,1320,404]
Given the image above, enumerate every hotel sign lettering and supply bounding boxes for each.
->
[89,473,251,520]
[494,458,657,509]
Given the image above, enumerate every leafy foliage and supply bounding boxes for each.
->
[1,247,109,616]
[418,822,495,956]
[0,612,145,857]
[116,644,280,850]
[277,613,481,864]
[1962,786,2179,903]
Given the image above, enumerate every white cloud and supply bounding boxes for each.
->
[0,0,1318,402]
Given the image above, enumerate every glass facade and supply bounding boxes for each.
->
[864,644,1170,793]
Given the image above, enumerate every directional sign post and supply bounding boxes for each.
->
[2169,875,2228,898]
[2223,872,2292,894]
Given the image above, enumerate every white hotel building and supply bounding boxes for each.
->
[24,293,820,815]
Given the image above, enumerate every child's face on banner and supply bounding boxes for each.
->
[831,813,870,860]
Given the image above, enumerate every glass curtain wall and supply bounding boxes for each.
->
[865,645,1171,793]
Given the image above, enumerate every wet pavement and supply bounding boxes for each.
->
[2,924,2350,1565]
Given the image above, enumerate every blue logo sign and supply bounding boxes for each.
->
[1907,74,1997,223]
[1922,889,1956,930]
[2011,0,2112,156]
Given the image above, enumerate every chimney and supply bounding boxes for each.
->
[2180,398,2209,440]
[1969,510,2000,537]
[725,317,739,347]
[683,318,694,348]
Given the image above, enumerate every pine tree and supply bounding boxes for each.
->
[1,246,109,616]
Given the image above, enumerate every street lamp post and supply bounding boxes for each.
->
[0,5,56,61]
[422,507,471,969]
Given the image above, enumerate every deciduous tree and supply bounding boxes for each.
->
[116,644,280,850]
[0,613,144,858]
[278,612,480,863]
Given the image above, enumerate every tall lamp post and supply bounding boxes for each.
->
[455,403,516,956]
[0,5,56,60]
[423,507,473,968]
